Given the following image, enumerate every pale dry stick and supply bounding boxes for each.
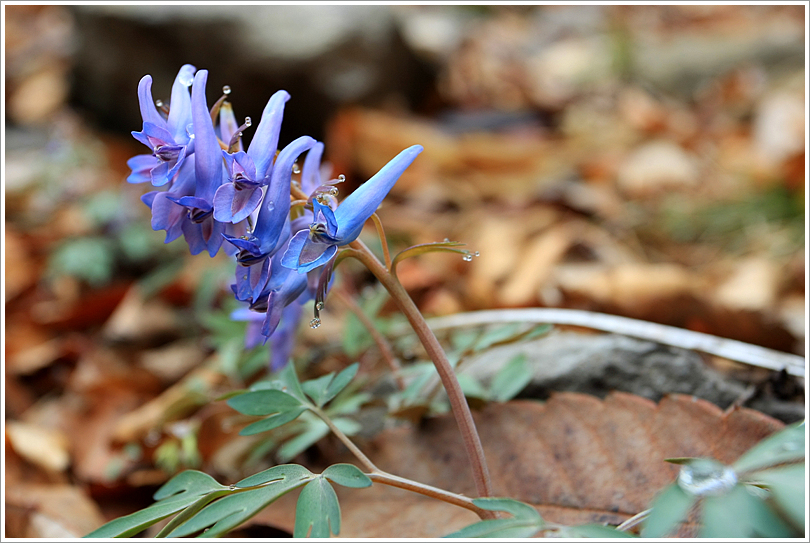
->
[333,288,406,390]
[415,309,805,378]
[311,406,487,518]
[345,240,496,516]
[616,509,651,532]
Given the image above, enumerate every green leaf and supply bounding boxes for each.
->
[238,406,308,436]
[155,492,227,538]
[749,463,805,531]
[322,464,372,488]
[732,421,804,474]
[391,241,468,274]
[444,498,543,538]
[235,463,314,488]
[168,473,312,538]
[277,419,331,463]
[275,362,308,403]
[294,477,342,538]
[227,389,303,417]
[472,323,525,352]
[302,373,335,407]
[457,373,488,399]
[227,389,308,436]
[488,353,532,402]
[641,484,696,537]
[323,363,360,406]
[342,288,389,357]
[85,471,227,537]
[560,524,637,537]
[700,484,795,537]
[48,237,115,286]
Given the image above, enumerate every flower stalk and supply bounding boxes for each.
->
[345,239,495,512]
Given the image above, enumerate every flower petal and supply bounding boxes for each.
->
[191,70,223,203]
[167,64,195,144]
[248,90,290,180]
[334,144,423,243]
[252,136,315,256]
[137,75,167,130]
[301,141,324,195]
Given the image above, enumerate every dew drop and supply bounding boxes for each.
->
[462,254,473,262]
[443,238,450,242]
[316,301,324,310]
[155,99,163,108]
[328,187,339,196]
[780,440,800,451]
[179,71,194,87]
[677,459,737,497]
[337,174,346,182]
[310,318,321,329]
[237,131,243,137]
[292,162,301,174]
[229,484,236,491]
[244,116,252,127]
[474,251,480,257]
[222,85,232,95]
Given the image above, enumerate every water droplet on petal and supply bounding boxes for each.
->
[244,117,252,127]
[155,99,163,108]
[222,85,231,95]
[292,162,301,174]
[328,187,339,196]
[677,459,737,497]
[316,301,324,310]
[179,71,194,86]
[443,238,450,242]
[462,254,473,262]
[228,484,236,491]
[310,318,321,329]
[474,251,480,257]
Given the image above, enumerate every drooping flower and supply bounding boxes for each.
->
[281,144,423,273]
[213,90,290,224]
[128,64,196,186]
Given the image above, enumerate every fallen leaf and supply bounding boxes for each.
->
[6,421,71,472]
[252,392,783,537]
[5,484,106,537]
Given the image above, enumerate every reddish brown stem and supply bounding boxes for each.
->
[346,240,495,514]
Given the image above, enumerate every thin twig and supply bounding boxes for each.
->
[370,213,392,270]
[402,309,804,378]
[334,289,406,390]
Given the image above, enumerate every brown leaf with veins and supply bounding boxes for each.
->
[250,392,783,538]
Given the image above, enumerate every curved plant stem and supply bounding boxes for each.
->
[334,289,406,390]
[311,406,486,518]
[345,240,495,513]
[370,213,392,270]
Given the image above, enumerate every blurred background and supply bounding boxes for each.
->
[4,4,806,537]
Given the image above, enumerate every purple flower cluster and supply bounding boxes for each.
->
[127,65,422,370]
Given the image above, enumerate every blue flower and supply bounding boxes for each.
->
[128,64,196,186]
[281,144,423,273]
[213,90,290,224]
[164,69,232,256]
[221,135,316,265]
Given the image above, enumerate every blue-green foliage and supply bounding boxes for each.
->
[642,422,805,537]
